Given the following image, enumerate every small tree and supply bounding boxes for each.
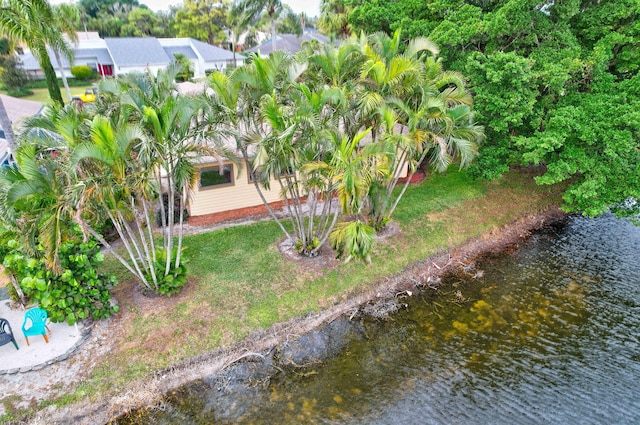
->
[0,55,32,97]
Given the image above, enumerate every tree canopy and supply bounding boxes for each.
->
[341,0,640,217]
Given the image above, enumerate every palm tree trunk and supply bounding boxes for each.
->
[0,97,16,155]
[10,274,26,306]
[175,185,186,269]
[142,199,157,262]
[312,207,340,256]
[53,49,72,102]
[387,149,429,219]
[108,210,150,287]
[165,168,175,276]
[271,19,277,52]
[37,46,64,105]
[132,197,158,289]
[76,216,144,283]
[244,155,293,241]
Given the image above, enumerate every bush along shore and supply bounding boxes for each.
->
[1,168,567,424]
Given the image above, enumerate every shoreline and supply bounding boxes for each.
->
[15,206,567,425]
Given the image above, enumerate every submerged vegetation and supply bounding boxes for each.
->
[0,0,637,422]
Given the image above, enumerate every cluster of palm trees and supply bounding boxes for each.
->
[0,29,482,297]
[0,63,227,294]
[207,30,484,262]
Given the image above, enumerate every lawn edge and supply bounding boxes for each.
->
[24,206,568,425]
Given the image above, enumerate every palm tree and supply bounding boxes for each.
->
[227,5,248,68]
[83,65,232,292]
[236,0,283,52]
[318,0,353,39]
[0,132,77,272]
[207,52,303,244]
[0,0,66,105]
[52,3,79,102]
[359,32,484,229]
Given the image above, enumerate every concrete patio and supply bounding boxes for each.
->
[0,300,91,374]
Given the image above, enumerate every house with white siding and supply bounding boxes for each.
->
[19,35,242,79]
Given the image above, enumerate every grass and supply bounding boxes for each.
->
[1,82,97,104]
[0,168,566,421]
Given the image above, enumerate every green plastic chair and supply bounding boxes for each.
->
[0,318,18,350]
[22,308,50,346]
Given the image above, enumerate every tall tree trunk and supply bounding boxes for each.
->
[37,47,64,105]
[0,97,16,155]
[10,274,26,306]
[271,19,277,52]
[53,49,72,102]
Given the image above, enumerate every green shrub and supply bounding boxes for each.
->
[26,78,93,88]
[70,65,95,80]
[147,248,188,296]
[6,87,33,97]
[3,239,119,324]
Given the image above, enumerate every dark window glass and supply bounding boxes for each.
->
[200,164,233,188]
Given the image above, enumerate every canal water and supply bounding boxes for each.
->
[120,214,640,424]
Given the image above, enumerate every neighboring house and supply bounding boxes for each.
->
[0,95,44,165]
[245,32,330,55]
[19,35,242,79]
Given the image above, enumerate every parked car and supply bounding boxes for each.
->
[79,87,98,103]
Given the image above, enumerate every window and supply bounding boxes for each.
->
[247,166,294,184]
[200,164,233,189]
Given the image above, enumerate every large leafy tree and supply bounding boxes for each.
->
[173,0,228,45]
[0,0,66,105]
[347,0,640,217]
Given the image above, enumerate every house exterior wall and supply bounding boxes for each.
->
[189,160,283,217]
[116,65,167,76]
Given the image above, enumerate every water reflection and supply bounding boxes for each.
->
[119,215,640,424]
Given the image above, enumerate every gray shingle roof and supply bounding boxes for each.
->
[246,32,330,55]
[189,38,241,62]
[17,52,39,71]
[19,47,112,70]
[75,48,113,65]
[0,94,44,125]
[163,45,198,60]
[104,38,170,67]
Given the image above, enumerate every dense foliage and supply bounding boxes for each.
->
[341,0,640,217]
[3,239,118,324]
[61,0,312,44]
[0,55,32,97]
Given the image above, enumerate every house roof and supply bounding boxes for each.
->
[19,47,113,71]
[246,32,330,55]
[0,94,44,160]
[104,38,171,67]
[75,48,113,65]
[163,45,198,60]
[18,52,39,71]
[188,38,242,62]
[18,37,240,73]
[0,95,44,125]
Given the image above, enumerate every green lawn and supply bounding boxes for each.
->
[0,168,565,422]
[1,82,97,104]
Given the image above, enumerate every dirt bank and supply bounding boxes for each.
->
[6,207,567,425]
